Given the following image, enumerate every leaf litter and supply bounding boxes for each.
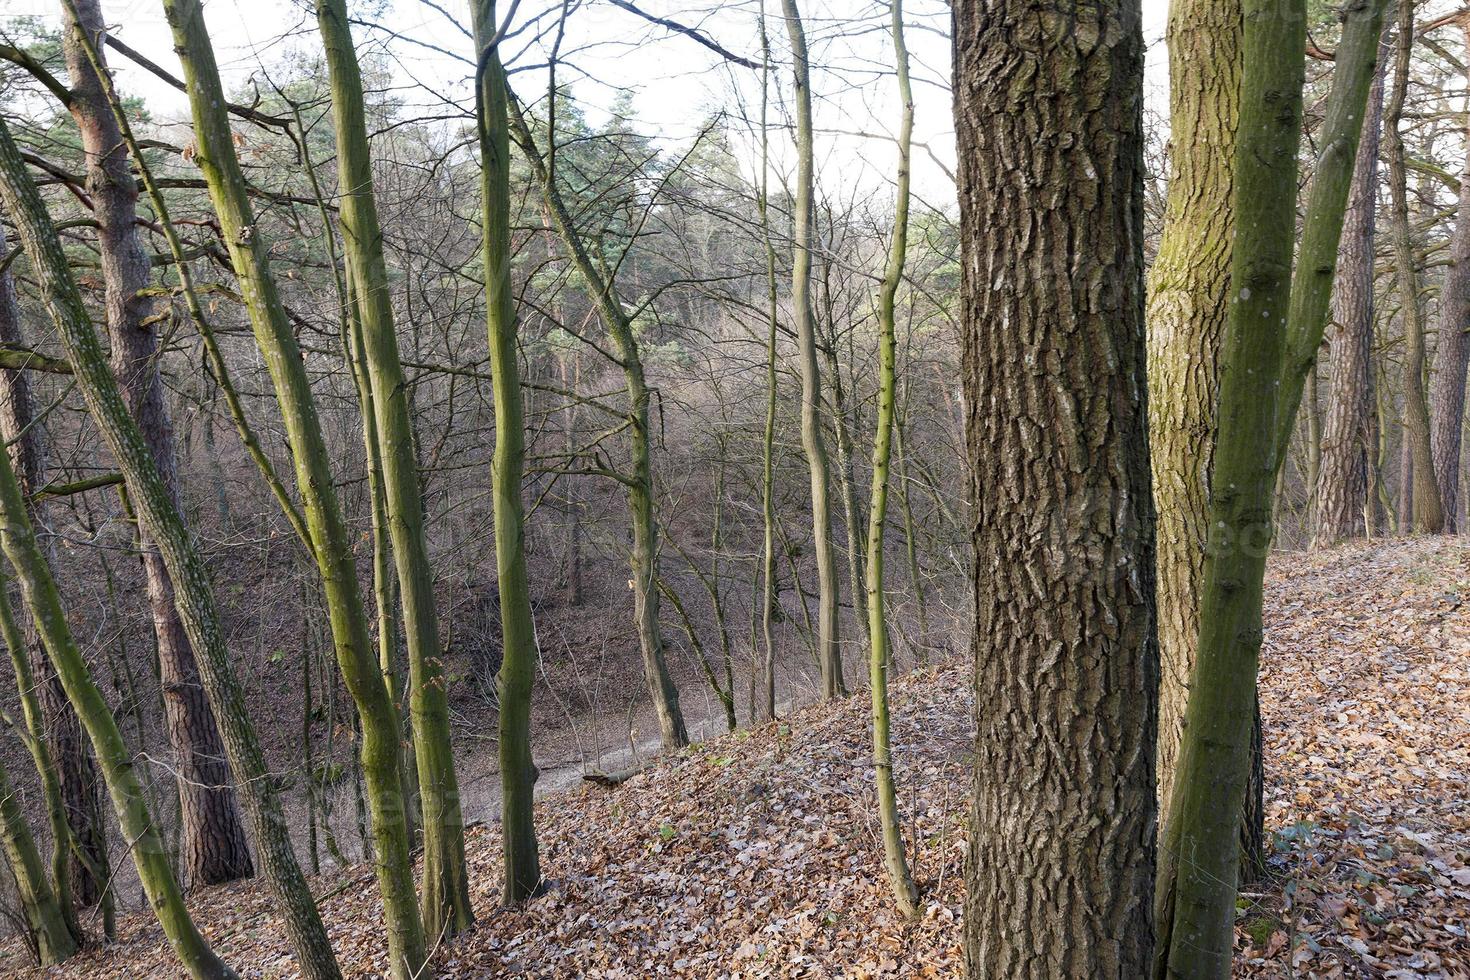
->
[4,538,1465,978]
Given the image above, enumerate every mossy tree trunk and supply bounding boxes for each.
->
[153,0,428,973]
[472,0,543,905]
[953,0,1158,974]
[60,0,253,890]
[1146,0,1240,811]
[1156,0,1388,974]
[865,0,919,921]
[313,0,472,937]
[0,104,344,979]
[0,118,230,979]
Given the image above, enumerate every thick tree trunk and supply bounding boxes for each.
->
[1428,22,1470,533]
[472,0,542,905]
[61,0,252,889]
[313,0,472,937]
[1315,48,1387,549]
[781,0,845,700]
[1146,0,1240,809]
[953,1,1158,975]
[1384,3,1445,533]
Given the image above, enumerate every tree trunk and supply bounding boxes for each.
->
[0,216,102,928]
[1146,0,1240,809]
[954,1,1157,975]
[314,0,472,937]
[1384,2,1445,533]
[865,0,919,920]
[1315,46,1387,549]
[755,10,780,723]
[1428,21,1470,533]
[0,587,78,965]
[507,97,688,751]
[1156,0,1387,972]
[472,0,543,905]
[1,103,345,978]
[143,1,430,973]
[781,0,845,700]
[61,0,253,889]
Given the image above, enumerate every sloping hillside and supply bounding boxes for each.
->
[5,539,1467,978]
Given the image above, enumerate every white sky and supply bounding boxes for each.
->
[3,0,1172,205]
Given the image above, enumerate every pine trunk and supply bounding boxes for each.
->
[61,0,253,889]
[1428,21,1470,533]
[954,0,1158,974]
[1384,2,1445,533]
[1315,47,1387,548]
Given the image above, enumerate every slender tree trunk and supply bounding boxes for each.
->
[0,587,78,965]
[1428,20,1470,533]
[314,0,472,936]
[149,1,428,973]
[1316,46,1387,549]
[60,0,252,889]
[1,105,344,979]
[781,0,845,700]
[756,6,780,723]
[865,0,919,920]
[1156,0,1387,973]
[0,218,107,922]
[472,0,542,904]
[507,97,688,750]
[1384,2,1445,533]
[953,0,1157,975]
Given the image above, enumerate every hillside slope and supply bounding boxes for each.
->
[4,538,1467,978]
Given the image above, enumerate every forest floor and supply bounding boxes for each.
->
[3,537,1467,978]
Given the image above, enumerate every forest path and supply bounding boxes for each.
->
[5,537,1466,978]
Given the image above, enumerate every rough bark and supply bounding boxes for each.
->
[1428,21,1470,533]
[953,0,1158,975]
[755,10,780,723]
[781,0,845,700]
[1146,0,1240,809]
[60,0,252,889]
[472,0,543,904]
[1315,48,1387,548]
[1384,2,1445,533]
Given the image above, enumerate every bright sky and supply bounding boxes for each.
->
[4,0,1172,205]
